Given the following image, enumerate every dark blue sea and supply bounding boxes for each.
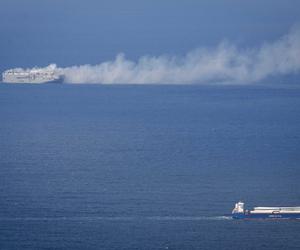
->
[0,84,299,250]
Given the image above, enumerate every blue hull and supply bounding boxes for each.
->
[233,213,300,220]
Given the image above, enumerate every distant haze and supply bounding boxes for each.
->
[5,26,300,84]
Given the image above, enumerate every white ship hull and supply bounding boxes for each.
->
[232,202,300,219]
[2,75,62,84]
[2,64,63,84]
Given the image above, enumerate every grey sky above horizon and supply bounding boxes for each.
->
[0,0,300,72]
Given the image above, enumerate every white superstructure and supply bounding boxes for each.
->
[251,206,300,214]
[2,64,62,83]
[232,201,245,213]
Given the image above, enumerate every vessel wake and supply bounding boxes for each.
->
[0,216,232,221]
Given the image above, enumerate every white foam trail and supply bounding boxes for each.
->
[5,26,300,84]
[145,216,232,221]
[0,216,232,221]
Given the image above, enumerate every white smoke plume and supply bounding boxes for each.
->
[5,26,300,84]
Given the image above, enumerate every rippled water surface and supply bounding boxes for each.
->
[0,84,299,249]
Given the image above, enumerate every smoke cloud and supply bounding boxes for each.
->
[6,26,300,84]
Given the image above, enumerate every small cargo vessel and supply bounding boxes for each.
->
[232,201,300,219]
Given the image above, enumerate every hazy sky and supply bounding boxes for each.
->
[0,0,300,74]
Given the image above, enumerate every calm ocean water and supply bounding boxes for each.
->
[0,84,299,249]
